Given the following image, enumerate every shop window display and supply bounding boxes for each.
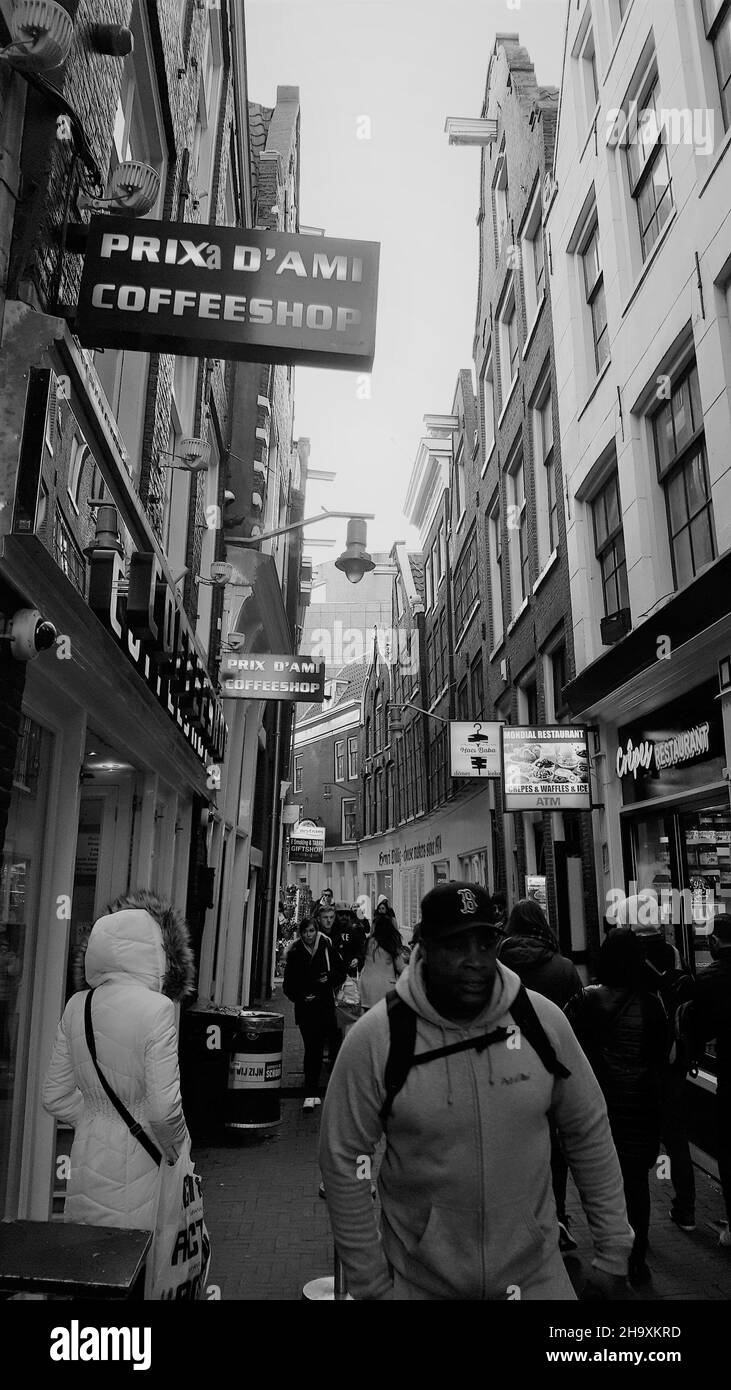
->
[0,716,55,1219]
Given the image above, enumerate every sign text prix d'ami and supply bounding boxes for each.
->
[75,218,380,371]
[220,653,326,702]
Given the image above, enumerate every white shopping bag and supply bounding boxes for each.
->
[146,1138,212,1300]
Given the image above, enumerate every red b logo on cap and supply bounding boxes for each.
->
[457,888,478,915]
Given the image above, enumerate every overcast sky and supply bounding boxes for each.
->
[245,0,567,557]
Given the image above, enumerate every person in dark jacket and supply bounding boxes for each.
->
[499,899,583,1252]
[566,929,668,1285]
[332,909,368,976]
[689,913,731,1246]
[283,918,346,1111]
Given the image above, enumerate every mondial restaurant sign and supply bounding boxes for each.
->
[75,218,380,371]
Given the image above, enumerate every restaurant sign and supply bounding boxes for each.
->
[76,217,380,371]
[502,727,591,811]
[616,722,710,778]
[220,653,326,702]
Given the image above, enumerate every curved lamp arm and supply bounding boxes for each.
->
[225,508,375,547]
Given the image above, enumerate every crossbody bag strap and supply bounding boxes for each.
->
[84,989,162,1168]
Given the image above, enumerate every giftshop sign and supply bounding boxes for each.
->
[90,551,227,765]
[288,820,326,864]
[502,727,591,811]
[76,217,380,371]
[220,653,326,702]
[449,721,503,778]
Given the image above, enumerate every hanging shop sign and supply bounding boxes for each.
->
[89,550,227,765]
[220,653,326,702]
[449,721,503,778]
[75,217,380,372]
[502,727,591,811]
[288,820,326,864]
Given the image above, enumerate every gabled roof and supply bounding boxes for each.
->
[297,656,369,725]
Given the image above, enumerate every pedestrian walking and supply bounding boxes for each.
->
[566,928,668,1286]
[283,917,346,1111]
[42,892,194,1246]
[333,908,368,975]
[320,881,633,1300]
[688,912,731,1247]
[359,914,408,1011]
[498,898,583,1252]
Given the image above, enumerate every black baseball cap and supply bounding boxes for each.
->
[418,882,497,943]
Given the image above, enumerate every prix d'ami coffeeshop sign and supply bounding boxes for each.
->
[220,653,326,702]
[75,217,380,371]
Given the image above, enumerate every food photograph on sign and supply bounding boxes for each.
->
[502,727,591,810]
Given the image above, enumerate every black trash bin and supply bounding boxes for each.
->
[224,1010,284,1132]
[179,1002,243,1143]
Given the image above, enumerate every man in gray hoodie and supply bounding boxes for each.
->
[319,882,634,1300]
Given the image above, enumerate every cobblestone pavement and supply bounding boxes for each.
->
[195,986,731,1302]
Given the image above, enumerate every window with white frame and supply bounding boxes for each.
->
[499,283,520,401]
[625,59,674,261]
[531,373,558,568]
[342,798,357,843]
[425,554,433,611]
[432,532,442,589]
[190,8,224,213]
[487,496,504,649]
[439,522,447,579]
[453,526,479,638]
[493,139,509,257]
[67,437,88,513]
[591,471,630,617]
[573,10,600,130]
[347,735,359,780]
[521,187,546,329]
[294,755,303,794]
[581,217,609,374]
[458,850,488,886]
[480,348,496,459]
[703,1,731,131]
[453,441,465,523]
[652,359,716,589]
[507,451,529,613]
[334,740,345,782]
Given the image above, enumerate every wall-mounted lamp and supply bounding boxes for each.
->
[195,561,234,589]
[0,1,73,72]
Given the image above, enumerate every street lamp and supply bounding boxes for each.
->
[225,508,376,584]
[389,700,450,735]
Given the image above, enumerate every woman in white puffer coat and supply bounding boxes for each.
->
[43,891,195,1236]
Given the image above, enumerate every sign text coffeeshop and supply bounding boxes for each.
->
[76,218,380,372]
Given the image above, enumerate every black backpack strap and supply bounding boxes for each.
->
[84,989,162,1167]
[510,984,571,1080]
[379,990,417,1124]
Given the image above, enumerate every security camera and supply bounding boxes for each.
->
[224,491,236,504]
[227,632,247,653]
[10,608,58,661]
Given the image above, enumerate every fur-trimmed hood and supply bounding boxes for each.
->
[89,891,196,1001]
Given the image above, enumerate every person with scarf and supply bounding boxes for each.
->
[499,899,582,1252]
[283,916,346,1111]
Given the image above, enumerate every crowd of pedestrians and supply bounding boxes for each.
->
[42,875,731,1301]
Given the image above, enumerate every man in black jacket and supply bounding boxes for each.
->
[691,913,731,1246]
[283,918,346,1111]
